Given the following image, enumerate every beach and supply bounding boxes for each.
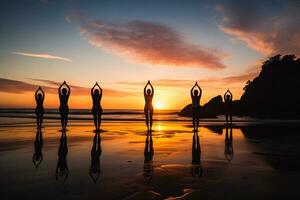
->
[1,113,300,200]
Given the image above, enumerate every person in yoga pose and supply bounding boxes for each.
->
[58,81,70,130]
[35,87,45,129]
[224,126,234,162]
[191,130,203,178]
[191,82,202,131]
[32,128,43,168]
[143,130,154,184]
[90,132,102,183]
[56,130,68,181]
[91,82,103,131]
[224,90,233,124]
[144,81,154,131]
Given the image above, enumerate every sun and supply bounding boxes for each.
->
[154,101,164,110]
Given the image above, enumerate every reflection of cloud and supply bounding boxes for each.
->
[0,78,133,97]
[12,51,72,62]
[217,1,300,55]
[67,12,228,69]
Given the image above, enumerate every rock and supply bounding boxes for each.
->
[179,95,223,118]
[240,54,300,118]
[180,54,300,119]
[202,95,223,116]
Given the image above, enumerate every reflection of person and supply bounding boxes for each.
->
[144,81,154,131]
[35,87,45,129]
[191,82,202,131]
[143,130,154,184]
[56,130,69,181]
[225,126,234,162]
[58,81,70,130]
[32,128,43,168]
[90,133,102,183]
[224,90,233,124]
[91,82,103,131]
[191,130,203,177]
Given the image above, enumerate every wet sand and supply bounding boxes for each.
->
[1,119,300,200]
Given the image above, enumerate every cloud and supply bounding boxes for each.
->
[66,13,228,69]
[12,52,72,62]
[0,78,56,94]
[0,78,133,97]
[217,0,300,56]
[118,72,257,88]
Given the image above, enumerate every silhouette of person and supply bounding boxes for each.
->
[90,132,102,183]
[143,130,154,184]
[91,82,103,131]
[224,126,234,162]
[190,82,202,131]
[144,81,154,131]
[35,87,45,129]
[32,128,43,168]
[58,81,70,130]
[224,90,233,125]
[191,130,203,178]
[56,130,69,181]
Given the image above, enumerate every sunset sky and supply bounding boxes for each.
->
[0,0,299,109]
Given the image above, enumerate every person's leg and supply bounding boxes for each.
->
[92,109,98,130]
[144,108,149,130]
[150,110,153,131]
[192,109,196,131]
[230,113,232,124]
[98,109,102,130]
[64,112,69,129]
[60,111,64,130]
[196,117,199,130]
[225,113,228,124]
[36,114,40,128]
[40,112,44,128]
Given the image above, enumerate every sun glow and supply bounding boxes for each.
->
[154,101,164,110]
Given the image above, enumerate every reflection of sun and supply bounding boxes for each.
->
[154,101,164,110]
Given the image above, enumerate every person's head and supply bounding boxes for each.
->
[193,90,199,96]
[94,89,100,96]
[62,88,68,95]
[147,89,151,95]
[37,93,43,100]
[226,94,231,100]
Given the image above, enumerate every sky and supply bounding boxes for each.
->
[0,0,299,109]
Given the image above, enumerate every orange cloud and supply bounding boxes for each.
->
[217,1,300,56]
[0,78,134,97]
[67,13,228,69]
[118,72,257,88]
[13,51,72,62]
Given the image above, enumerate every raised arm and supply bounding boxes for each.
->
[190,83,197,97]
[144,81,149,96]
[35,87,39,100]
[149,81,154,96]
[65,82,70,96]
[58,83,64,96]
[99,85,103,99]
[199,87,202,98]
[91,83,96,97]
[228,90,233,100]
[196,83,202,98]
[40,87,45,100]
